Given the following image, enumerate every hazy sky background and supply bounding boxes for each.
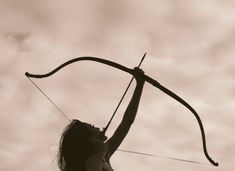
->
[0,0,235,170]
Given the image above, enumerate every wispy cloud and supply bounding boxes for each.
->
[0,0,235,171]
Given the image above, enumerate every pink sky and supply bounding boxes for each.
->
[0,0,235,170]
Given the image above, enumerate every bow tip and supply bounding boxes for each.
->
[25,72,30,77]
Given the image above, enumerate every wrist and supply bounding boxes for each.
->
[136,80,145,87]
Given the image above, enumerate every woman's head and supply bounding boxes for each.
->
[58,119,102,171]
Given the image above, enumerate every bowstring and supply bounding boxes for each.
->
[26,76,71,121]
[117,149,211,166]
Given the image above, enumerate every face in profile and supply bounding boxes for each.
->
[82,122,107,142]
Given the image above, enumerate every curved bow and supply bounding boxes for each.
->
[25,56,218,166]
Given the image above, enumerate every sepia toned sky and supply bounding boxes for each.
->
[0,0,235,170]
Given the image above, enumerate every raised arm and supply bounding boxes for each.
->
[106,67,145,158]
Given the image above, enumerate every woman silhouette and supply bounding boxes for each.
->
[57,67,145,171]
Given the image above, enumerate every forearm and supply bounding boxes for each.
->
[122,81,144,124]
[106,68,145,157]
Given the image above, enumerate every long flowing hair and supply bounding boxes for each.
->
[57,119,94,171]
